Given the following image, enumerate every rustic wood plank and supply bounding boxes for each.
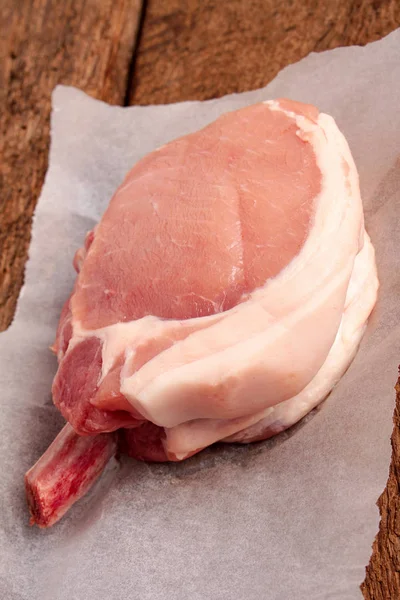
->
[128,2,400,599]
[362,379,400,599]
[0,0,143,331]
[130,0,400,105]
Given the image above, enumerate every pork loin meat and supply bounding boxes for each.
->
[26,99,378,525]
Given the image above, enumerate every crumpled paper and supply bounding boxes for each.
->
[1,29,400,600]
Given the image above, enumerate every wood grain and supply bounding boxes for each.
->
[0,0,143,331]
[2,1,400,598]
[129,0,400,105]
[362,378,400,599]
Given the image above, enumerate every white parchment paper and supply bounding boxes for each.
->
[1,30,400,600]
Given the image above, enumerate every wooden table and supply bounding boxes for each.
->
[1,1,400,597]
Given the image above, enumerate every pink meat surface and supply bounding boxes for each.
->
[73,101,319,328]
[27,99,378,525]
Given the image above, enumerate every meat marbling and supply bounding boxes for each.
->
[25,99,378,526]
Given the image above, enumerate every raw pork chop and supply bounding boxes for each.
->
[25,99,378,526]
